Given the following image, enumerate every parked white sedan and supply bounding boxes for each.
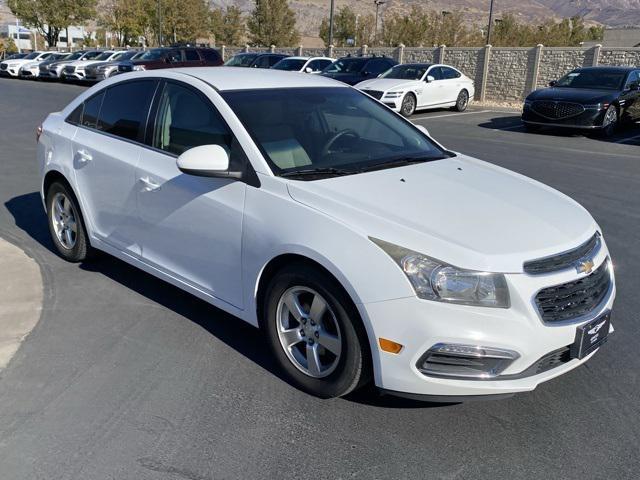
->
[38,68,614,401]
[356,63,475,117]
[271,56,334,74]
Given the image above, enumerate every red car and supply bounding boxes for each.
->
[119,47,222,73]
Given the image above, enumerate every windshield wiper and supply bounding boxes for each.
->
[280,167,355,179]
[357,156,436,173]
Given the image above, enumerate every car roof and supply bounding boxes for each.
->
[574,66,636,73]
[162,66,348,91]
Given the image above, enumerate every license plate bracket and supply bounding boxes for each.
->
[571,311,611,359]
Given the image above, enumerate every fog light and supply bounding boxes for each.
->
[417,343,519,379]
[379,338,403,354]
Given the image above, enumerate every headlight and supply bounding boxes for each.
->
[371,237,510,308]
[132,65,146,71]
[384,91,404,98]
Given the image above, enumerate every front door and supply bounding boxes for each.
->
[419,66,445,107]
[135,80,246,308]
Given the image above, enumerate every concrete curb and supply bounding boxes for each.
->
[0,237,43,369]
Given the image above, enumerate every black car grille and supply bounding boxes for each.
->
[39,64,49,73]
[365,90,384,100]
[535,260,611,323]
[532,101,585,119]
[64,65,75,74]
[524,233,600,275]
[0,64,7,71]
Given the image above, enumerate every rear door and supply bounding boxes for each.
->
[184,48,204,67]
[71,79,158,256]
[621,70,640,121]
[440,66,464,102]
[135,80,247,307]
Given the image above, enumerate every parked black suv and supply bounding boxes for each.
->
[320,55,398,85]
[118,47,223,73]
[224,53,288,69]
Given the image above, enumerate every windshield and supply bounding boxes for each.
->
[222,87,446,177]
[224,54,258,66]
[555,70,627,90]
[82,51,103,60]
[24,52,40,60]
[137,49,168,60]
[116,51,138,61]
[94,52,114,61]
[272,58,307,71]
[381,64,429,80]
[323,58,367,74]
[66,52,84,61]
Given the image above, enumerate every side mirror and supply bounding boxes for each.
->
[362,70,370,76]
[304,67,313,73]
[177,145,241,179]
[426,75,435,83]
[548,80,557,87]
[415,125,430,137]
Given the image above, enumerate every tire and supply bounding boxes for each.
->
[600,105,618,138]
[263,264,370,398]
[452,89,469,112]
[46,181,93,262]
[400,93,416,117]
[524,123,541,133]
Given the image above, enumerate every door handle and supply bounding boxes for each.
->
[139,176,161,192]
[76,149,93,164]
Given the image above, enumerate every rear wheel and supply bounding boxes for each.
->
[46,181,93,262]
[452,89,469,112]
[400,93,416,117]
[263,264,370,398]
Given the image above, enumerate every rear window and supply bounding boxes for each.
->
[81,92,104,129]
[185,49,200,61]
[200,49,221,62]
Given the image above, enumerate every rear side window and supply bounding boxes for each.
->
[66,103,83,125]
[309,59,331,71]
[441,67,461,79]
[268,56,284,66]
[366,59,392,74]
[152,82,233,155]
[253,56,271,68]
[82,92,105,128]
[97,80,156,141]
[200,49,221,62]
[185,49,200,61]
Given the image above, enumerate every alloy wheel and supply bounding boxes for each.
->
[401,94,416,116]
[50,192,78,250]
[276,286,342,378]
[457,90,469,111]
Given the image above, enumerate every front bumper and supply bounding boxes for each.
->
[359,246,614,399]
[522,104,607,129]
[19,68,39,78]
[0,66,21,77]
[63,69,86,80]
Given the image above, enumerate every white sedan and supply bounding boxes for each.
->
[271,56,335,74]
[37,68,614,401]
[356,63,475,117]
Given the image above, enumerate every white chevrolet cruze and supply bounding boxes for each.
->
[38,68,615,401]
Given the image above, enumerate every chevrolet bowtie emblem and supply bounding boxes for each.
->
[576,259,595,274]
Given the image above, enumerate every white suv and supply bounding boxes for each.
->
[37,68,615,401]
[1,51,49,77]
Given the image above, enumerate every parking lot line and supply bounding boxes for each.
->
[412,109,494,120]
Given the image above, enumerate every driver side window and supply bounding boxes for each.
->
[626,71,640,89]
[428,67,443,81]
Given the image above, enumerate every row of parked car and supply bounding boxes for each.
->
[1,47,477,117]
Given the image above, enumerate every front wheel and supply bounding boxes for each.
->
[400,93,416,117]
[263,264,370,398]
[600,105,618,138]
[452,89,469,112]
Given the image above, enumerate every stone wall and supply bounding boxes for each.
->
[219,44,640,102]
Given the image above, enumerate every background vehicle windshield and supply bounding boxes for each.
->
[115,51,138,61]
[24,52,40,60]
[82,51,103,60]
[94,52,114,61]
[381,64,429,80]
[272,58,307,71]
[224,54,257,66]
[137,49,168,60]
[222,87,446,175]
[323,58,367,74]
[556,70,627,90]
[65,52,84,61]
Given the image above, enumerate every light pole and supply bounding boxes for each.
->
[157,0,163,46]
[486,0,495,45]
[374,0,385,46]
[328,0,335,48]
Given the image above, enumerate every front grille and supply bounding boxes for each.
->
[365,90,384,100]
[535,260,611,323]
[64,65,75,74]
[39,64,49,73]
[532,101,585,119]
[524,233,600,275]
[0,64,7,71]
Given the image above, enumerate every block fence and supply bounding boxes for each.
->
[219,44,640,102]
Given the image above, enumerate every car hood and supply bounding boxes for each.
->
[48,59,76,67]
[527,87,618,104]
[320,72,366,85]
[286,154,596,273]
[3,58,35,66]
[355,78,422,91]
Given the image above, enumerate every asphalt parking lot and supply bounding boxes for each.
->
[0,77,639,480]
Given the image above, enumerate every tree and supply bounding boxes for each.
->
[1,36,18,55]
[8,0,96,47]
[318,6,374,47]
[247,0,299,46]
[99,0,147,47]
[210,6,245,45]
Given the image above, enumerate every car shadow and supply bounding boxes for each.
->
[5,192,452,410]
